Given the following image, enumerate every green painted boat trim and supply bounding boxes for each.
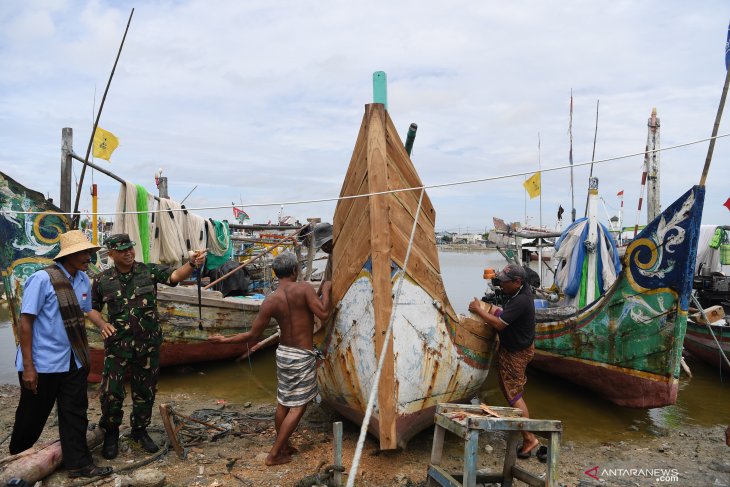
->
[531,185,704,407]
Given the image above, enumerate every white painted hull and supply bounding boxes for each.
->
[317,265,493,446]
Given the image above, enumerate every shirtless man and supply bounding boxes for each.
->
[209,252,331,466]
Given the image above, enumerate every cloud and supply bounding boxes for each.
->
[0,0,728,228]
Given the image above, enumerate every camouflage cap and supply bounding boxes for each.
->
[105,233,136,251]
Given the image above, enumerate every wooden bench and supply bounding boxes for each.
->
[426,403,562,487]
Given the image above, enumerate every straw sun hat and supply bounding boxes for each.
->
[54,230,101,260]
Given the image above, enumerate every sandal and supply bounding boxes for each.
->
[536,445,548,463]
[516,442,540,459]
[68,464,113,479]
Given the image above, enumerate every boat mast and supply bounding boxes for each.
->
[569,90,576,222]
[583,100,600,217]
[584,177,600,305]
[538,133,543,282]
[71,8,134,227]
[646,108,661,221]
[698,38,730,186]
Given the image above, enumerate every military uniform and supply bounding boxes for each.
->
[92,258,174,431]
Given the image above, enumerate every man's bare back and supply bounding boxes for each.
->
[208,276,331,350]
[207,251,332,467]
[264,280,329,350]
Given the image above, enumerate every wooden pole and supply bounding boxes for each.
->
[569,90,576,222]
[91,183,98,245]
[0,427,103,484]
[305,218,320,280]
[71,8,134,227]
[583,99,600,218]
[699,68,730,186]
[157,176,169,199]
[333,421,343,486]
[60,128,73,214]
[159,403,185,458]
[646,109,661,221]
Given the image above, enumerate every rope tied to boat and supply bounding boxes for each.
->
[346,188,425,487]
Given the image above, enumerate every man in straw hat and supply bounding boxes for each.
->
[87,233,206,460]
[10,229,113,479]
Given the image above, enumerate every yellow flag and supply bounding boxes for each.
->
[523,172,541,199]
[92,127,119,161]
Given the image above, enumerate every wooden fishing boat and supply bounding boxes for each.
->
[684,318,730,372]
[314,104,497,450]
[0,171,275,382]
[531,185,705,407]
[85,286,274,382]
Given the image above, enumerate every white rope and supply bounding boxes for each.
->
[690,294,730,369]
[5,132,729,218]
[346,188,425,487]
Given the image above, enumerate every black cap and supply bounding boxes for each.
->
[313,222,333,249]
[495,264,527,282]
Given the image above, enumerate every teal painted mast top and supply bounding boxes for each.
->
[372,71,387,109]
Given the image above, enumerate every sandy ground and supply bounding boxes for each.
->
[0,383,728,487]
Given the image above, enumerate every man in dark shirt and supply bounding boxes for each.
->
[469,263,539,458]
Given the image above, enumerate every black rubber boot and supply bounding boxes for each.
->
[130,429,159,453]
[101,428,119,460]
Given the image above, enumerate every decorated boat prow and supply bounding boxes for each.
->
[0,171,71,338]
[532,184,704,407]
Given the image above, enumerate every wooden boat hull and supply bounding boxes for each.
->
[0,171,276,381]
[317,261,494,447]
[86,286,274,382]
[316,104,496,449]
[532,186,704,407]
[684,320,730,372]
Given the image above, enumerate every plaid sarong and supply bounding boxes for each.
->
[44,266,90,371]
[276,345,318,407]
[497,343,534,406]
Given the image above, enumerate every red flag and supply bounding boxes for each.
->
[617,190,624,197]
[724,198,730,212]
[232,207,249,220]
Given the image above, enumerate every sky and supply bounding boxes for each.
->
[1,0,729,234]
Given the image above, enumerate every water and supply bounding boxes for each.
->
[1,249,727,441]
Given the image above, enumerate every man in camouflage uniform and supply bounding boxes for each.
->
[88,234,205,459]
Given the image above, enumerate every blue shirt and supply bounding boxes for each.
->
[15,262,92,372]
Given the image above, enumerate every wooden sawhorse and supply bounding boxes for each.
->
[426,403,562,487]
